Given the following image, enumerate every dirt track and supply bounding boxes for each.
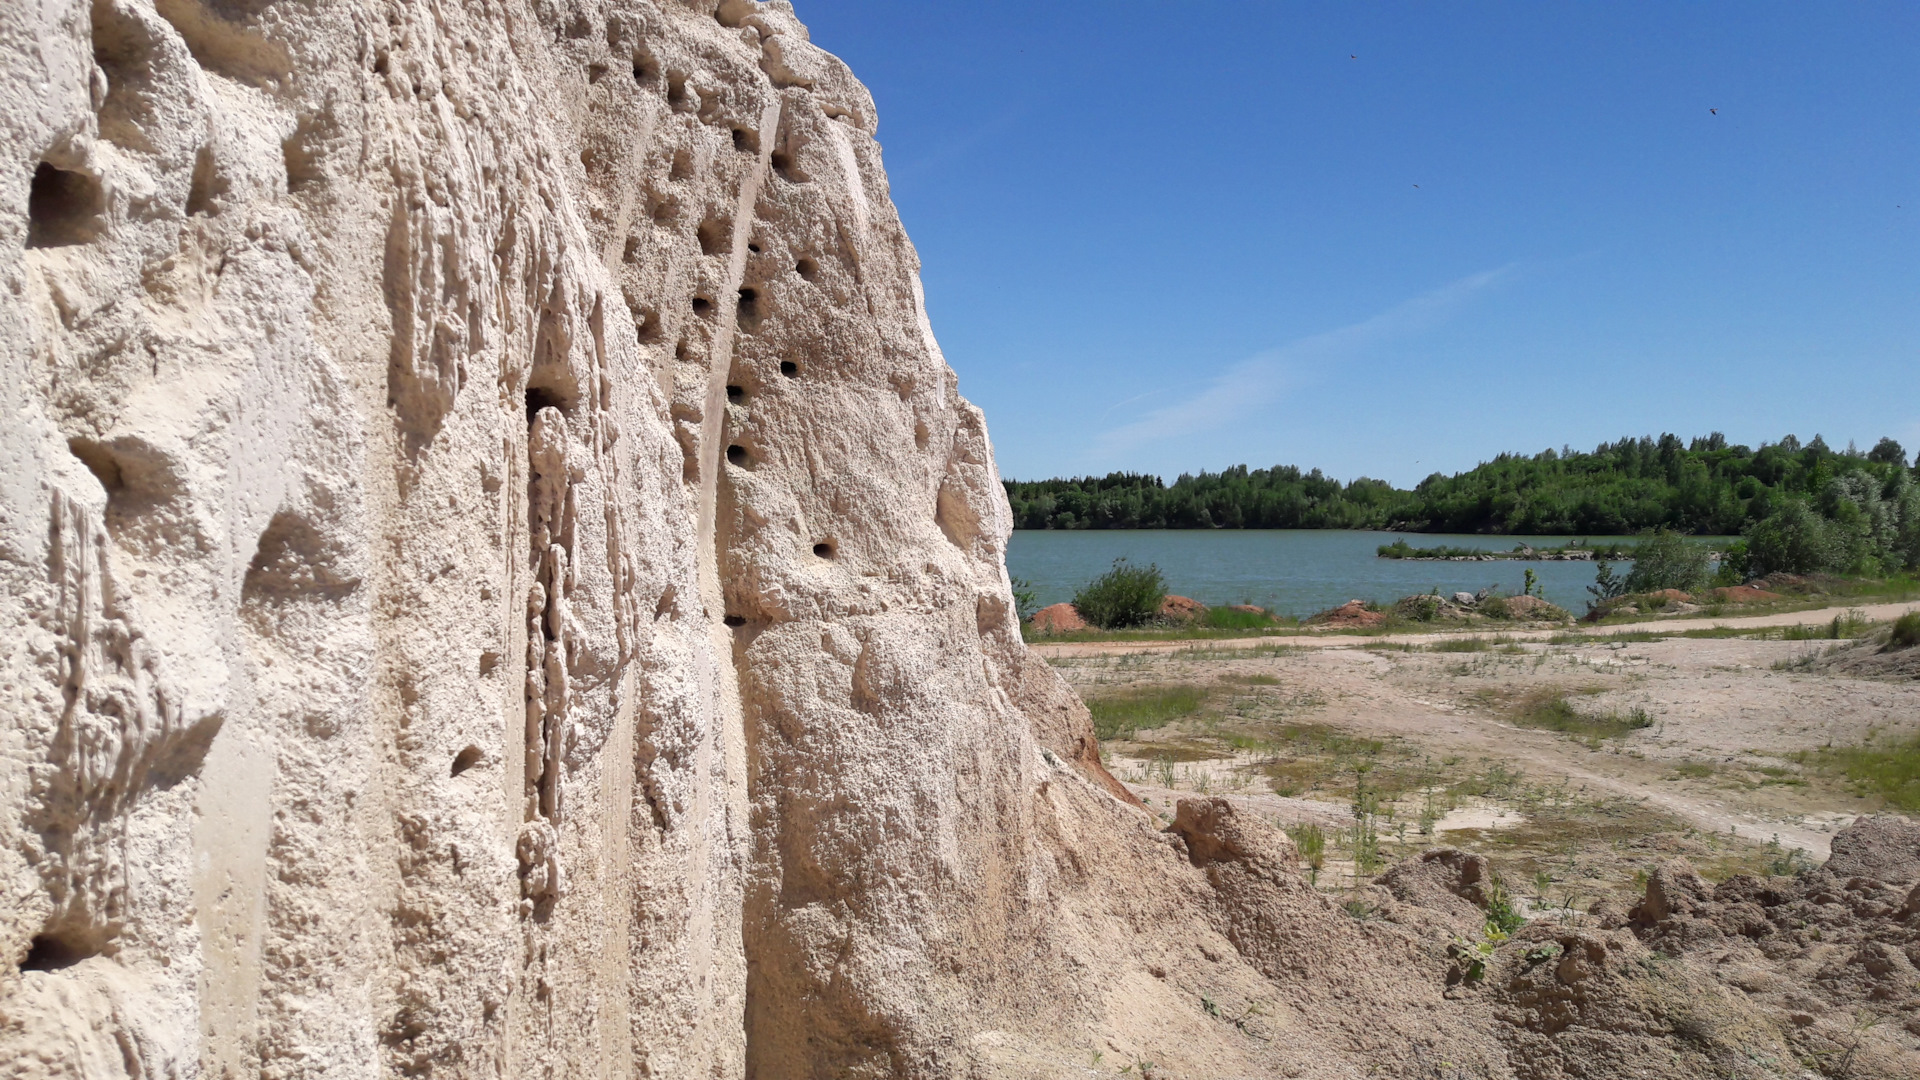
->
[1044,599,1920,877]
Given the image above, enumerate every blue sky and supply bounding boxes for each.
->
[795,2,1918,486]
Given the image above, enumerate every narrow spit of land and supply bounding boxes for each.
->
[1030,600,1920,658]
[1041,597,1920,917]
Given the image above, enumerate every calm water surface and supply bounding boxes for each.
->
[1005,530,1636,617]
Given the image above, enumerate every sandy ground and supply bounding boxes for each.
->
[1043,600,1920,879]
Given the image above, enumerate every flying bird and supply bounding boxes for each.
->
[1350,54,1357,60]
[1710,108,1718,115]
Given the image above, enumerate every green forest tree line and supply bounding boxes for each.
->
[1004,434,1920,578]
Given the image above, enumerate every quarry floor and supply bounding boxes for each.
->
[1038,599,1920,914]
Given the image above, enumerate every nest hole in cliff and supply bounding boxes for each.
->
[779,360,799,379]
[665,71,690,110]
[631,303,662,343]
[691,295,714,319]
[813,541,836,560]
[525,385,574,426]
[731,127,759,154]
[631,49,657,87]
[795,257,819,281]
[21,929,101,972]
[450,745,483,777]
[770,151,808,183]
[726,444,751,469]
[722,615,746,628]
[735,287,760,333]
[68,437,126,495]
[697,218,730,255]
[27,163,105,248]
[725,384,744,402]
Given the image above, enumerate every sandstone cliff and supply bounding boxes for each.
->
[10,4,1908,1080]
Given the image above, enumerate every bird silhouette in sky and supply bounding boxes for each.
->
[1710,108,1719,115]
[1350,54,1357,60]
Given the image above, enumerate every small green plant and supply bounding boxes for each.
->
[1483,876,1526,935]
[1523,567,1540,598]
[1071,558,1166,629]
[1588,559,1627,611]
[1672,761,1714,779]
[1350,766,1383,877]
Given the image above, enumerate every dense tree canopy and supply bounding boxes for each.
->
[1005,433,1914,538]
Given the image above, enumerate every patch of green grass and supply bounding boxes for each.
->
[1218,672,1281,686]
[1510,689,1654,740]
[1085,686,1206,740]
[1429,636,1492,653]
[1798,734,1920,811]
[1202,605,1279,630]
[1671,761,1715,779]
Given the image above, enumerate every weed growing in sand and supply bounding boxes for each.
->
[1429,636,1492,653]
[1286,822,1327,881]
[1350,766,1384,876]
[1483,877,1526,935]
[1085,686,1205,740]
[1672,761,1715,780]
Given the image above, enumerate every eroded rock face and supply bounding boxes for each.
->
[6,3,1768,1079]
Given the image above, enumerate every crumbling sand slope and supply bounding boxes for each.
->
[5,2,1898,1079]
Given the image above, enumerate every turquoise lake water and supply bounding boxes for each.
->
[1004,530,1642,618]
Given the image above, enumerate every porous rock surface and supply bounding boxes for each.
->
[9,3,1908,1079]
[0,2,1508,1077]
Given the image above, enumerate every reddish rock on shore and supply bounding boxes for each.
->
[1158,595,1206,622]
[1029,603,1088,633]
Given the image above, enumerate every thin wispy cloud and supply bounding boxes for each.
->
[1091,266,1515,459]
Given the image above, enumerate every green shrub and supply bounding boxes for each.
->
[1743,502,1843,577]
[1623,530,1712,593]
[1480,594,1512,619]
[1084,686,1204,740]
[1889,611,1920,650]
[1071,558,1166,629]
